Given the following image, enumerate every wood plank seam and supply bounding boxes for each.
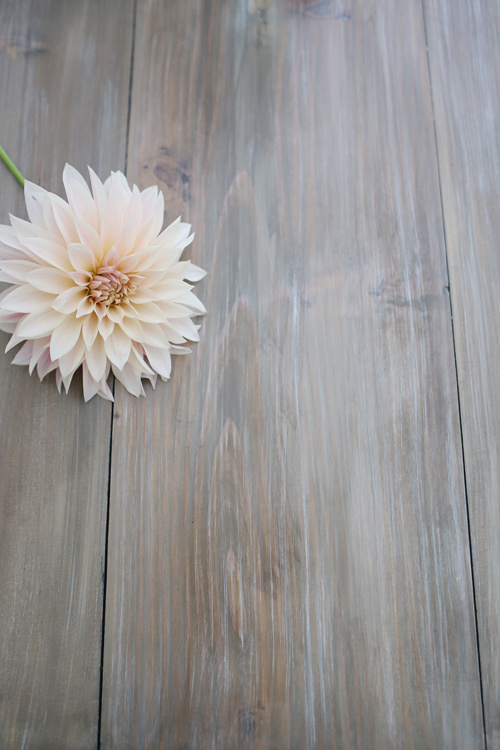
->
[97,1,139,748]
[420,1,488,747]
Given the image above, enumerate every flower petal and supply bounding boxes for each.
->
[24,181,47,227]
[98,315,114,340]
[185,263,207,282]
[68,243,97,273]
[1,285,54,313]
[16,309,65,338]
[21,237,72,271]
[51,286,87,314]
[27,267,74,293]
[0,260,41,283]
[58,335,85,377]
[11,340,34,366]
[112,362,143,397]
[76,296,94,318]
[82,361,100,402]
[144,344,172,380]
[63,163,98,228]
[50,316,83,360]
[85,334,108,381]
[82,313,99,348]
[104,326,132,369]
[50,195,79,244]
[76,219,103,259]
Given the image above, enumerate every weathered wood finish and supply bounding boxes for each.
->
[101,1,483,748]
[424,1,500,747]
[0,1,134,747]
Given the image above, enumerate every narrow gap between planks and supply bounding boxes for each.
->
[97,1,138,747]
[420,2,488,747]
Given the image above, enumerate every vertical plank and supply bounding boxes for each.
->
[423,1,500,747]
[103,0,483,747]
[0,2,133,748]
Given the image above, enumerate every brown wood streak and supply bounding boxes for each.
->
[0,0,134,748]
[423,0,500,747]
[102,0,484,748]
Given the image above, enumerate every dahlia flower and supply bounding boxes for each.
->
[0,165,206,400]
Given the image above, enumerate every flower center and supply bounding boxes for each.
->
[87,264,139,307]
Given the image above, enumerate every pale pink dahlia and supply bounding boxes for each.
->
[0,165,206,400]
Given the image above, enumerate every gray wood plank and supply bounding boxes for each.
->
[0,2,134,747]
[102,1,483,747]
[423,0,500,747]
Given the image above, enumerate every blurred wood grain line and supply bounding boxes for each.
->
[101,0,485,748]
[424,1,500,748]
[0,1,134,748]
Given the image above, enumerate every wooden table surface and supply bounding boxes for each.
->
[1,1,498,748]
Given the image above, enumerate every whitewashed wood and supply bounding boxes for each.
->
[102,0,483,747]
[424,1,500,747]
[0,1,134,747]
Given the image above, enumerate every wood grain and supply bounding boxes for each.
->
[0,1,134,747]
[101,1,484,748]
[423,1,500,747]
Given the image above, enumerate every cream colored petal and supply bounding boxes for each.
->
[128,344,154,374]
[29,337,50,373]
[112,361,143,397]
[143,344,172,380]
[76,296,94,318]
[51,286,86,314]
[82,314,99,349]
[103,247,120,267]
[70,271,93,287]
[1,260,41,283]
[63,164,98,229]
[50,195,80,244]
[155,300,191,319]
[159,260,191,280]
[141,322,182,347]
[118,315,145,342]
[128,287,157,304]
[134,192,164,250]
[27,267,74,293]
[68,243,97,273]
[179,291,207,314]
[139,185,158,218]
[114,217,138,256]
[11,340,34,366]
[84,334,108,381]
[50,316,83,360]
[16,308,65,339]
[100,190,122,253]
[149,279,192,300]
[185,263,207,282]
[170,317,200,342]
[21,237,72,271]
[58,335,85,377]
[76,219,103,259]
[155,216,181,246]
[36,348,58,380]
[82,361,100,402]
[128,300,164,323]
[9,214,55,241]
[104,327,132,369]
[1,285,54,313]
[42,194,65,241]
[88,167,107,231]
[106,304,124,323]
[24,181,47,227]
[98,315,114,340]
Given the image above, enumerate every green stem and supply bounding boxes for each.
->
[0,145,25,187]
